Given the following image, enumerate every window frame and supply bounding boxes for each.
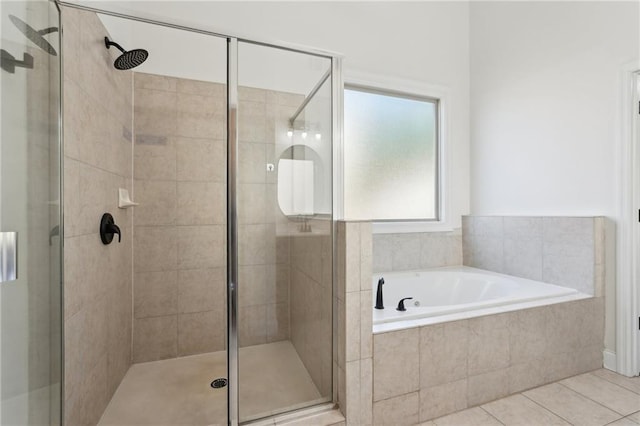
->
[343,71,453,233]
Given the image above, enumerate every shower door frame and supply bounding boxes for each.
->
[55,3,342,424]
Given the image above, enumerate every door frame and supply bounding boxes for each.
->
[616,62,640,377]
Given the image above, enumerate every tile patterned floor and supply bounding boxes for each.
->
[422,369,640,426]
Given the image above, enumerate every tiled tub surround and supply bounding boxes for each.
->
[366,216,609,425]
[373,231,462,273]
[372,298,604,425]
[462,216,606,296]
[62,7,134,425]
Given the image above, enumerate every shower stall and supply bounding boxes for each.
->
[1,1,339,425]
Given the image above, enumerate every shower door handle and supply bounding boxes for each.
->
[0,232,18,282]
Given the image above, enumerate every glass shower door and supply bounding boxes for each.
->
[0,1,62,424]
[235,41,334,423]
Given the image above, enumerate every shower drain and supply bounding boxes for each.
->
[211,378,228,389]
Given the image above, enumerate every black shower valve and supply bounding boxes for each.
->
[100,213,121,245]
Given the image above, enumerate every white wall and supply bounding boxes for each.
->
[470,1,639,216]
[73,0,471,228]
[469,1,640,358]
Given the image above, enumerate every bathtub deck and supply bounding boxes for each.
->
[423,368,640,426]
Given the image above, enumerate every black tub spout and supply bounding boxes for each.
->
[375,278,385,310]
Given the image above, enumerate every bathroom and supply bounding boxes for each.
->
[0,1,639,425]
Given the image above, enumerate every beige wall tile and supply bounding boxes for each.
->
[509,306,548,364]
[420,320,468,388]
[134,137,176,181]
[177,79,224,97]
[360,290,373,359]
[545,301,581,356]
[345,360,361,425]
[374,329,420,401]
[134,180,177,226]
[177,181,225,225]
[135,72,177,92]
[175,137,225,183]
[267,302,289,342]
[238,224,275,265]
[133,315,177,362]
[134,88,177,137]
[176,92,225,139]
[345,292,361,363]
[419,379,467,422]
[239,265,268,307]
[238,142,266,184]
[134,270,178,318]
[360,357,373,426]
[178,310,225,356]
[391,234,421,271]
[468,313,510,376]
[503,237,543,281]
[239,305,267,347]
[345,222,361,293]
[507,360,547,394]
[239,100,267,143]
[134,226,178,272]
[467,369,510,407]
[239,86,267,103]
[373,392,419,426]
[372,234,393,273]
[238,183,268,224]
[177,267,225,314]
[177,225,226,269]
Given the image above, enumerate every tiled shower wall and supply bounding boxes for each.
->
[131,73,227,362]
[132,73,301,361]
[289,222,333,397]
[62,7,133,424]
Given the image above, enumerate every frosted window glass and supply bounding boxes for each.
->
[344,88,438,220]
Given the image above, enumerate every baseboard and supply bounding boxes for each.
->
[603,349,617,371]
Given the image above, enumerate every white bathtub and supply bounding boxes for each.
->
[372,266,590,334]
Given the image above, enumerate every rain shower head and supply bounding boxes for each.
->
[9,15,58,56]
[104,37,148,70]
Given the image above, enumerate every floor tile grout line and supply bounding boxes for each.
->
[478,406,506,425]
[585,371,640,396]
[556,381,627,418]
[520,391,577,425]
[592,371,640,396]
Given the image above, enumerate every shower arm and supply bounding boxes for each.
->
[104,37,126,54]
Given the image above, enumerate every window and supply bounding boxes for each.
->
[344,85,440,222]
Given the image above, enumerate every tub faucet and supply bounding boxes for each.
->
[375,278,385,309]
[396,297,413,312]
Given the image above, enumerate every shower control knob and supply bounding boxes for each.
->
[100,213,121,245]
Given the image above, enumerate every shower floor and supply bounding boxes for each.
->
[98,341,323,425]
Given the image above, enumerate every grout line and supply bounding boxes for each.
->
[521,391,577,425]
[556,382,624,417]
[593,371,640,396]
[478,406,506,425]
